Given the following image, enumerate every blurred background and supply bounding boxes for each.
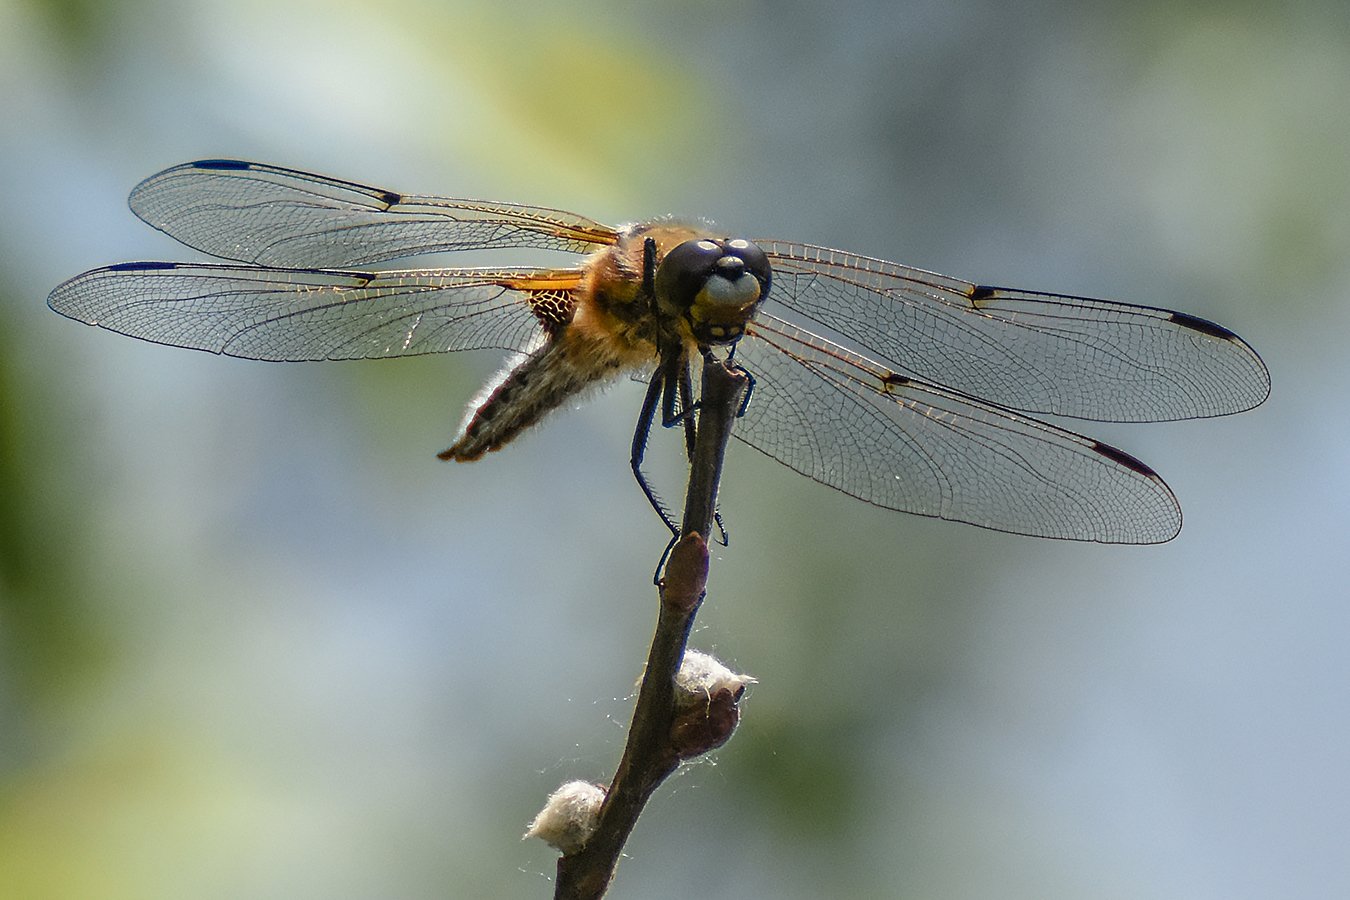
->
[0,0,1344,897]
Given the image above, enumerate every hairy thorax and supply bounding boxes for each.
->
[442,222,718,461]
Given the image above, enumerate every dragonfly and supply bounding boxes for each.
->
[48,160,1270,544]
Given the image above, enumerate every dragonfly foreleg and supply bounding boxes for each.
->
[723,346,756,418]
[670,360,729,546]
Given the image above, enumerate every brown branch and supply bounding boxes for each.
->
[552,354,749,900]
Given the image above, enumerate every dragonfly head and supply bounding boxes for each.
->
[654,237,771,346]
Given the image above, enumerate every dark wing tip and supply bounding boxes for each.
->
[107,260,180,272]
[1090,440,1182,543]
[49,261,183,318]
[129,161,260,222]
[1090,439,1159,479]
[1170,311,1272,410]
[1169,310,1239,341]
[188,159,255,171]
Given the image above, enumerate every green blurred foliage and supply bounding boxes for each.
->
[0,295,112,703]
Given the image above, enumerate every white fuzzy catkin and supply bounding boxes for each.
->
[524,780,606,855]
[673,650,755,710]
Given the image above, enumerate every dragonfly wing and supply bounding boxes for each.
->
[759,241,1270,422]
[48,262,583,361]
[129,160,620,267]
[733,314,1182,543]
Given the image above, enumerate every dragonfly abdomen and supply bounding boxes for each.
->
[439,331,633,461]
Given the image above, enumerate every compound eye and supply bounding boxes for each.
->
[654,239,725,309]
[724,238,771,292]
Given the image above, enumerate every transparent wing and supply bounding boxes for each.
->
[733,314,1182,543]
[758,241,1271,423]
[47,261,584,361]
[128,159,620,267]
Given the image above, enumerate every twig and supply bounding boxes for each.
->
[552,354,749,899]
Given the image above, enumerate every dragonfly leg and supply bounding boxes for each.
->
[633,238,733,547]
[627,236,682,535]
[669,349,733,546]
[652,532,679,586]
[666,354,697,439]
[724,346,756,417]
[680,363,731,546]
[631,362,680,536]
[733,366,755,417]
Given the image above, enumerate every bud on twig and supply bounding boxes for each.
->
[524,780,607,856]
[670,650,754,759]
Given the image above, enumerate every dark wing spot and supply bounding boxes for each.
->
[881,373,911,387]
[1170,310,1239,341]
[1091,440,1157,478]
[190,159,254,171]
[108,261,179,271]
[528,290,577,334]
[967,284,998,306]
[377,190,402,206]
